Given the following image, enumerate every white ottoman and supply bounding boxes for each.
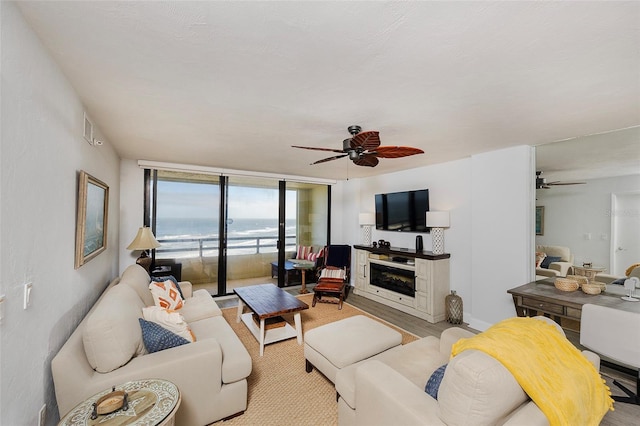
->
[304,315,402,383]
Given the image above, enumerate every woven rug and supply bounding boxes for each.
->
[212,293,418,426]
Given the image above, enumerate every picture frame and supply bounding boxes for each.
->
[535,206,544,236]
[75,171,109,269]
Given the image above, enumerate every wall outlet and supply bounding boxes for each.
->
[38,404,46,426]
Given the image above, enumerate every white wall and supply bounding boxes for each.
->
[536,174,640,275]
[470,146,535,330]
[119,160,145,274]
[1,3,121,424]
[333,146,534,329]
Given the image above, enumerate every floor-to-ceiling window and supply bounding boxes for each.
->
[146,169,330,296]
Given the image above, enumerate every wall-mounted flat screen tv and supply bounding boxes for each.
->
[375,189,430,232]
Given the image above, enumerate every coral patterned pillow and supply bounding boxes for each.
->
[149,280,184,310]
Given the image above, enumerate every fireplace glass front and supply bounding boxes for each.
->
[369,262,415,297]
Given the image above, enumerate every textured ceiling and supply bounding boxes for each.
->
[16,1,640,180]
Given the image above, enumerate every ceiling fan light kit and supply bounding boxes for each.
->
[292,125,424,168]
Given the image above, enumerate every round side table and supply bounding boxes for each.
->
[59,379,180,426]
[293,261,316,294]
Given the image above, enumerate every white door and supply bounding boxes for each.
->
[612,192,640,277]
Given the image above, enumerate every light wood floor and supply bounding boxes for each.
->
[215,284,639,425]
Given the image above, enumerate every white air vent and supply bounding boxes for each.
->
[83,112,93,144]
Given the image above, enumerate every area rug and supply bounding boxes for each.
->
[212,294,418,426]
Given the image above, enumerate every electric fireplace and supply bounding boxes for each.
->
[369,262,415,297]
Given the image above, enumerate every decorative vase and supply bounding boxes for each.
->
[445,290,463,324]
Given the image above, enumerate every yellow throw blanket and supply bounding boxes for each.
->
[452,317,613,426]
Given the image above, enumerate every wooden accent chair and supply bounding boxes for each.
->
[312,245,351,309]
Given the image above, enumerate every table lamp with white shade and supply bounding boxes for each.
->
[359,212,375,246]
[426,211,450,255]
[127,226,161,272]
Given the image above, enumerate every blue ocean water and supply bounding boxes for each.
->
[155,218,296,258]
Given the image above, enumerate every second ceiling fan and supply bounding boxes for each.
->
[536,171,585,189]
[292,125,424,167]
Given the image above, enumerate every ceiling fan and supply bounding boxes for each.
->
[292,125,424,167]
[536,171,585,189]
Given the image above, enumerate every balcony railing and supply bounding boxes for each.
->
[155,234,297,259]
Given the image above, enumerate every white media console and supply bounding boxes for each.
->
[353,245,450,323]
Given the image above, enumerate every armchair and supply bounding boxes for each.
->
[535,245,574,277]
[312,244,351,309]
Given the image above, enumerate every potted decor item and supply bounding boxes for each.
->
[445,290,463,324]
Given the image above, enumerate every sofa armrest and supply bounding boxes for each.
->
[549,261,572,276]
[439,327,475,355]
[355,361,445,426]
[535,267,560,278]
[179,280,193,298]
[58,338,224,419]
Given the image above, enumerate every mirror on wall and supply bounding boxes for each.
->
[535,126,640,277]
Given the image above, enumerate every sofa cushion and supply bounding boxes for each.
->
[119,264,154,306]
[83,284,146,373]
[139,318,190,353]
[149,280,184,310]
[189,316,253,383]
[535,252,546,268]
[142,306,195,342]
[437,349,528,425]
[536,245,571,263]
[180,290,223,322]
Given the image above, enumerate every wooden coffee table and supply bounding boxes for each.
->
[234,284,309,356]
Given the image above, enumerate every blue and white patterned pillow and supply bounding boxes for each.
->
[151,275,184,299]
[138,318,190,353]
[425,364,448,400]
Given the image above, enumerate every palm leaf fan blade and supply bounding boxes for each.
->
[374,146,424,158]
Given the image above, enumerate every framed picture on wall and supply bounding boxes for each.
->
[75,170,109,269]
[535,206,544,236]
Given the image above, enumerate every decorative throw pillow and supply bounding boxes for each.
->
[149,280,184,310]
[425,364,447,400]
[138,318,190,353]
[296,246,312,260]
[151,275,184,299]
[319,267,346,281]
[540,256,561,269]
[142,306,195,342]
[535,252,547,268]
[306,248,324,262]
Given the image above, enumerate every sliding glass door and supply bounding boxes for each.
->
[153,171,221,292]
[148,170,330,296]
[224,176,294,293]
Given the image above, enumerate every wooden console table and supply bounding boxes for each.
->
[508,279,640,332]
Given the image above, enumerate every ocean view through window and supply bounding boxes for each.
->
[147,170,329,295]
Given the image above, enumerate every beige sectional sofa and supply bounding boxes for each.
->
[535,244,574,277]
[52,265,252,425]
[336,318,599,426]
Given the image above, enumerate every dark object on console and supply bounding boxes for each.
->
[151,260,182,282]
[312,245,352,310]
[416,235,423,251]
